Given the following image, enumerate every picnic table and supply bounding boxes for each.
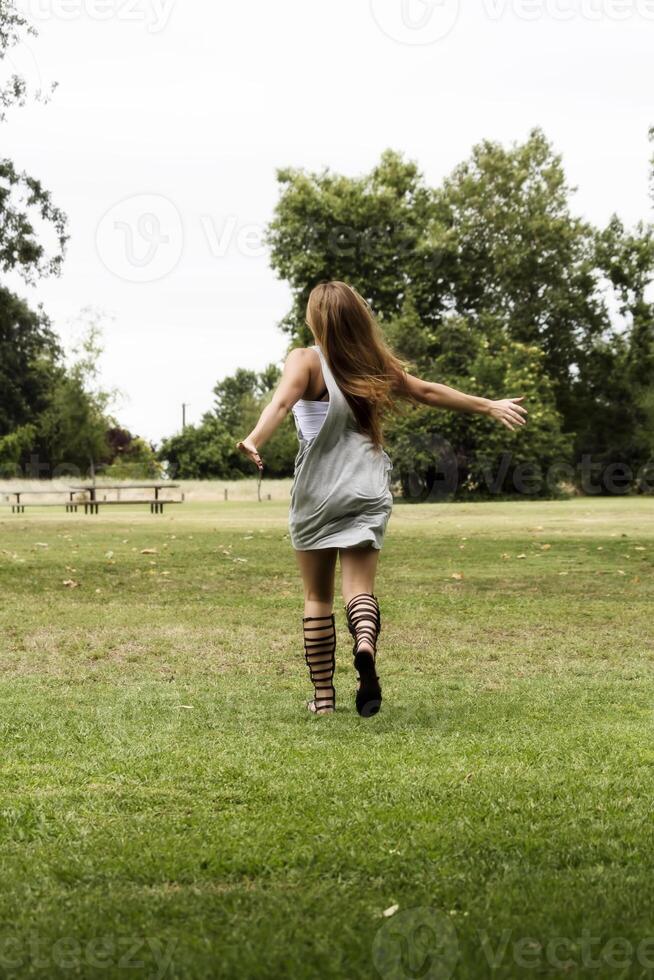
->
[5,483,183,515]
[5,489,80,513]
[69,483,182,514]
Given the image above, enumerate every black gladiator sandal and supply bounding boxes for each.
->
[345,594,382,717]
[302,614,336,715]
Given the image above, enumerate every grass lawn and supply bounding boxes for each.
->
[1,496,653,979]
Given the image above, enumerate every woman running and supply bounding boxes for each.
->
[237,281,527,717]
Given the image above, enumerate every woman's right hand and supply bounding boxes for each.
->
[236,438,263,472]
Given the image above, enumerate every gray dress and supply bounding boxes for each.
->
[289,345,393,551]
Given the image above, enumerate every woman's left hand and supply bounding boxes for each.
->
[236,438,263,471]
[488,397,528,431]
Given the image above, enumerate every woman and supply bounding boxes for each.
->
[237,281,527,718]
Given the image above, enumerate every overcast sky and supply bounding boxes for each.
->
[3,0,653,442]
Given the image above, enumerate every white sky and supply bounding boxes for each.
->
[3,0,653,442]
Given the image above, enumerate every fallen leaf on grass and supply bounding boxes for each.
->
[516,554,527,559]
[34,542,49,548]
[451,572,464,580]
[62,579,79,588]
[617,570,626,576]
[382,905,399,918]
[140,548,157,555]
[635,546,646,552]
[540,544,552,551]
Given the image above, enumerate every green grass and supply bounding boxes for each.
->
[1,497,653,979]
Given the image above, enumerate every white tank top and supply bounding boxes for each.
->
[292,399,329,441]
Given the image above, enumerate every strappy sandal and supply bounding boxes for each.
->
[302,613,336,715]
[345,594,382,717]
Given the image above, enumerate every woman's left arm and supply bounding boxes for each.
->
[236,349,310,471]
[397,373,528,432]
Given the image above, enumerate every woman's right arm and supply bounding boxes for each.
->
[236,349,310,470]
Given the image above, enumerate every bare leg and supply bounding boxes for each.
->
[296,548,338,617]
[295,549,338,714]
[340,546,379,656]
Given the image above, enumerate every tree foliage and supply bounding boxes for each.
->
[267,131,654,495]
[158,365,297,479]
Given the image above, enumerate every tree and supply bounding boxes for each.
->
[434,130,608,398]
[267,132,654,495]
[102,428,162,480]
[385,311,571,499]
[0,286,61,436]
[267,150,440,344]
[0,4,67,282]
[158,364,298,479]
[36,322,117,478]
[158,418,243,480]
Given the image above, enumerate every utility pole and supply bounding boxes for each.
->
[182,403,189,431]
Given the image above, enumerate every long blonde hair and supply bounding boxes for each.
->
[306,281,406,448]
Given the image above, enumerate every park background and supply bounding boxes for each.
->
[2,2,654,979]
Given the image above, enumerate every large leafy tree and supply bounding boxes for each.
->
[0,3,120,478]
[0,1,68,476]
[267,131,654,495]
[0,4,67,281]
[0,287,61,436]
[267,150,441,344]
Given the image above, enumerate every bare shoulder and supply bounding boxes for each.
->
[284,347,318,372]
